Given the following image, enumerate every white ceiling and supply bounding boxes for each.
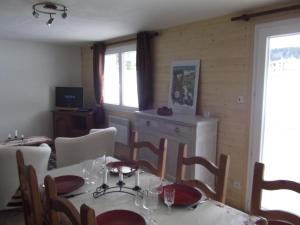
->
[0,0,290,44]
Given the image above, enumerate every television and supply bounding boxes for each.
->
[55,87,83,110]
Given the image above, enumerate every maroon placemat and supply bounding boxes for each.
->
[160,183,202,206]
[96,210,146,225]
[54,175,84,195]
[268,221,293,225]
[254,218,268,225]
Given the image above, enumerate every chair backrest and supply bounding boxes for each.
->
[16,150,44,225]
[251,162,300,225]
[0,144,51,210]
[44,175,96,225]
[55,127,117,167]
[176,143,230,203]
[130,131,167,178]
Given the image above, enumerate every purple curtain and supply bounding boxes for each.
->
[136,32,153,110]
[93,42,106,128]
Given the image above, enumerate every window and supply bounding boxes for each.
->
[103,44,138,109]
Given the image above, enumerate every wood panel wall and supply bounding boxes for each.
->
[151,15,251,207]
[80,2,300,209]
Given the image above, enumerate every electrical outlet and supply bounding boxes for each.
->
[233,181,241,190]
[237,96,244,104]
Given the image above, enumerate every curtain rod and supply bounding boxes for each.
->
[90,32,159,49]
[231,4,300,21]
[106,37,136,47]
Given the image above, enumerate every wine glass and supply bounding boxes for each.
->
[143,190,159,225]
[164,187,175,214]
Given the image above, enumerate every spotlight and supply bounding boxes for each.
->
[32,10,39,18]
[46,15,54,27]
[62,11,67,19]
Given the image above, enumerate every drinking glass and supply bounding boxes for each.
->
[94,154,107,177]
[81,160,90,183]
[135,191,144,207]
[81,160,96,184]
[164,187,175,214]
[148,177,164,194]
[143,190,159,225]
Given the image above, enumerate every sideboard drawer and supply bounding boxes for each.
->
[137,117,160,131]
[163,122,194,139]
[137,117,195,139]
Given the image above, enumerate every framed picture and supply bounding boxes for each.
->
[168,60,200,114]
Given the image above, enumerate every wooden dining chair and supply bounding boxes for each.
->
[251,162,300,225]
[44,175,97,225]
[130,131,167,178]
[16,150,44,225]
[176,143,230,203]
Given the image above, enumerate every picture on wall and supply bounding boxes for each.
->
[168,60,200,114]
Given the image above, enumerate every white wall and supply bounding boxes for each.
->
[0,39,81,140]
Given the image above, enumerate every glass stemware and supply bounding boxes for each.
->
[164,187,175,214]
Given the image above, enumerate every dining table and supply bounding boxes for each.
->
[47,156,263,225]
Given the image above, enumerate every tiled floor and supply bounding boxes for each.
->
[0,210,24,225]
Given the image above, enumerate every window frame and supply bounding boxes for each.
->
[103,43,138,112]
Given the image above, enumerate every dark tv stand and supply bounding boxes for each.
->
[53,110,94,138]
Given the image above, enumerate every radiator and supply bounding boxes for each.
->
[108,116,130,145]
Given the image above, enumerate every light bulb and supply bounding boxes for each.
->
[46,17,54,27]
[62,11,67,19]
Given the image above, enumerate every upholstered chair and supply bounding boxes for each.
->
[0,144,51,210]
[55,127,117,168]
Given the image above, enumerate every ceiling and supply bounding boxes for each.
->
[0,0,291,44]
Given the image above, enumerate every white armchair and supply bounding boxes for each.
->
[0,143,51,210]
[55,127,117,168]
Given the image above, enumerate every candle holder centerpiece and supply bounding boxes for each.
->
[6,130,24,142]
[93,161,142,199]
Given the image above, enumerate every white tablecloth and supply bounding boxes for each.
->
[47,157,257,225]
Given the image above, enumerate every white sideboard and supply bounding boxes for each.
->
[135,109,218,186]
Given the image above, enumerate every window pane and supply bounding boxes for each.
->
[103,54,120,105]
[122,51,138,107]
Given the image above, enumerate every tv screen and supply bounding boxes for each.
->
[55,87,83,109]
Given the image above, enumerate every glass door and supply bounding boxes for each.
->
[260,33,300,214]
[247,18,300,214]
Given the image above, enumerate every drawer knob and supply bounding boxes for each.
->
[174,127,180,133]
[146,121,151,127]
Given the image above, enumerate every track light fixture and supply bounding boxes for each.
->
[32,2,67,26]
